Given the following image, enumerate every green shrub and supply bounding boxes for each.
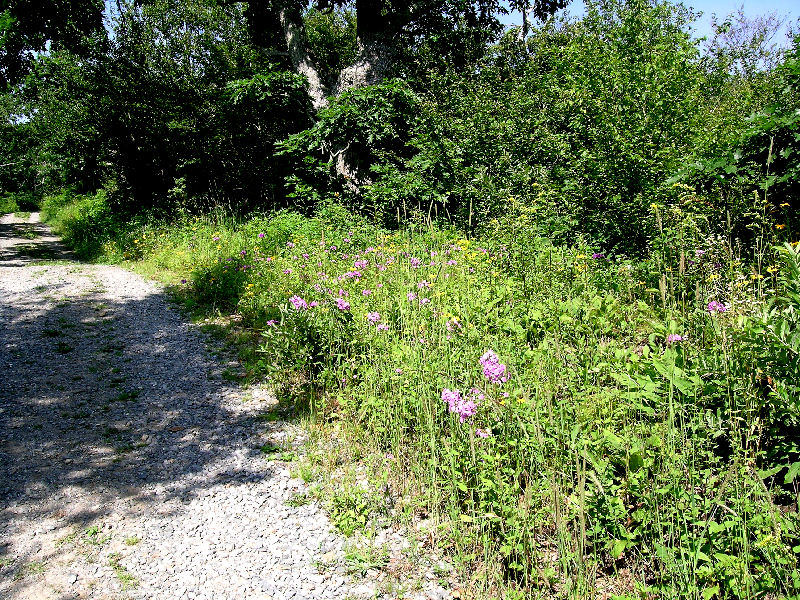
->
[42,189,121,260]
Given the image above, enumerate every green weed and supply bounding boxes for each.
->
[108,553,138,589]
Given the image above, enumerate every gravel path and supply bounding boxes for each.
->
[0,213,380,600]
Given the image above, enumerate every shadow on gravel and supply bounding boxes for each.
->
[0,219,75,264]
[0,256,282,590]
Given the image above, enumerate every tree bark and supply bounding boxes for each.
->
[333,0,394,95]
[277,4,329,109]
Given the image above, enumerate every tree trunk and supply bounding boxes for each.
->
[277,4,329,109]
[333,0,394,95]
[278,0,396,187]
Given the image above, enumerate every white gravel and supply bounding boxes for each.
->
[0,213,382,600]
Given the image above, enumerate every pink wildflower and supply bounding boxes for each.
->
[707,300,728,314]
[479,350,508,384]
[289,295,308,310]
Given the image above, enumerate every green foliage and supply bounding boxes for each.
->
[0,0,105,87]
[278,80,421,215]
[672,34,798,247]
[47,194,800,596]
[316,0,711,250]
[303,7,357,87]
[42,188,121,259]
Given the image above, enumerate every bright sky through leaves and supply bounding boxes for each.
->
[501,0,797,45]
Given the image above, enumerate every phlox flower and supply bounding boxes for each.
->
[407,292,417,302]
[354,259,368,269]
[266,320,278,327]
[420,297,430,305]
[475,429,492,438]
[441,388,478,423]
[377,323,389,331]
[367,311,381,324]
[410,257,422,268]
[286,241,295,248]
[362,289,372,296]
[338,289,349,297]
[666,334,684,343]
[258,232,265,239]
[336,298,351,311]
[417,280,431,289]
[289,295,308,310]
[480,350,508,384]
[707,300,728,314]
[283,269,292,275]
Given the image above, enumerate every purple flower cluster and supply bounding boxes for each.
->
[289,295,308,310]
[336,298,351,311]
[367,311,381,324]
[707,300,728,314]
[666,333,684,343]
[480,350,508,384]
[441,388,477,423]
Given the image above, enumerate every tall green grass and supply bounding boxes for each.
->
[44,192,800,598]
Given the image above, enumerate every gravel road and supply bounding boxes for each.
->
[0,212,385,600]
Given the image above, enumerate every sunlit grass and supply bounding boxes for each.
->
[44,197,800,598]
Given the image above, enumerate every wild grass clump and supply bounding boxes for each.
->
[44,194,800,597]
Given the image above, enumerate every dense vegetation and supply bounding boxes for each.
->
[3,0,800,597]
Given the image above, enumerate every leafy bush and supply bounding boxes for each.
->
[42,189,121,260]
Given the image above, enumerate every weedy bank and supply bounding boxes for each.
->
[43,191,800,599]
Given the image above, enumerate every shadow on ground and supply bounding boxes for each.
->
[0,220,286,595]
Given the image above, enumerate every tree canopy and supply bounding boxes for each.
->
[0,0,105,88]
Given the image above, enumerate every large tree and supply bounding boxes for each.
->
[237,0,570,109]
[0,0,105,88]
